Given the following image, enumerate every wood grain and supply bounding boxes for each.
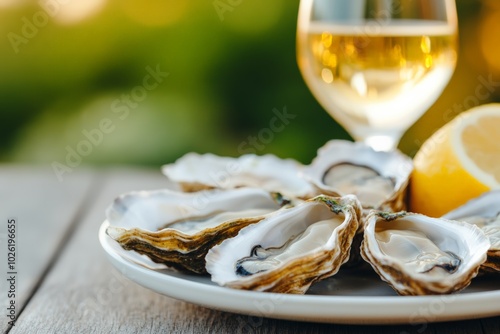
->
[6,167,499,333]
[0,165,95,333]
[9,168,175,334]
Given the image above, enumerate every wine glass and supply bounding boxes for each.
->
[297,0,458,151]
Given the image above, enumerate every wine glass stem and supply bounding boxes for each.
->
[360,134,402,152]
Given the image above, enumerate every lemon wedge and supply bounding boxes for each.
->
[410,103,500,217]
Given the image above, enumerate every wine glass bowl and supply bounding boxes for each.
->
[297,0,458,151]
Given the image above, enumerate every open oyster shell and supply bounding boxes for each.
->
[162,152,317,199]
[304,140,413,268]
[205,195,361,294]
[443,190,500,273]
[361,211,490,295]
[106,187,288,274]
[303,140,413,212]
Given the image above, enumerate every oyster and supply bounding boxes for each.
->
[106,188,288,274]
[303,140,413,212]
[205,195,361,293]
[162,152,316,199]
[361,211,490,295]
[443,190,500,273]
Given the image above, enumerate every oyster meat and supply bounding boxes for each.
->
[443,190,500,273]
[361,211,490,295]
[304,140,413,211]
[205,195,361,293]
[162,152,316,199]
[106,187,288,274]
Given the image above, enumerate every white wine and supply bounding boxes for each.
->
[297,21,457,141]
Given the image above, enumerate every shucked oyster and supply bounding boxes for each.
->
[205,195,361,293]
[361,211,490,295]
[162,152,317,199]
[443,190,500,273]
[303,140,413,212]
[304,140,413,268]
[106,188,288,274]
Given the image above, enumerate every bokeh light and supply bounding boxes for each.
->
[53,0,107,25]
[0,0,27,9]
[0,0,498,168]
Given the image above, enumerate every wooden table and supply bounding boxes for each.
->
[1,165,499,334]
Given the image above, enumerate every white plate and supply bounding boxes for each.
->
[99,221,500,325]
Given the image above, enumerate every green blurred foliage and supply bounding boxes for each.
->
[0,0,498,169]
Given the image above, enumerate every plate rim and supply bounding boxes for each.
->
[98,220,500,325]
